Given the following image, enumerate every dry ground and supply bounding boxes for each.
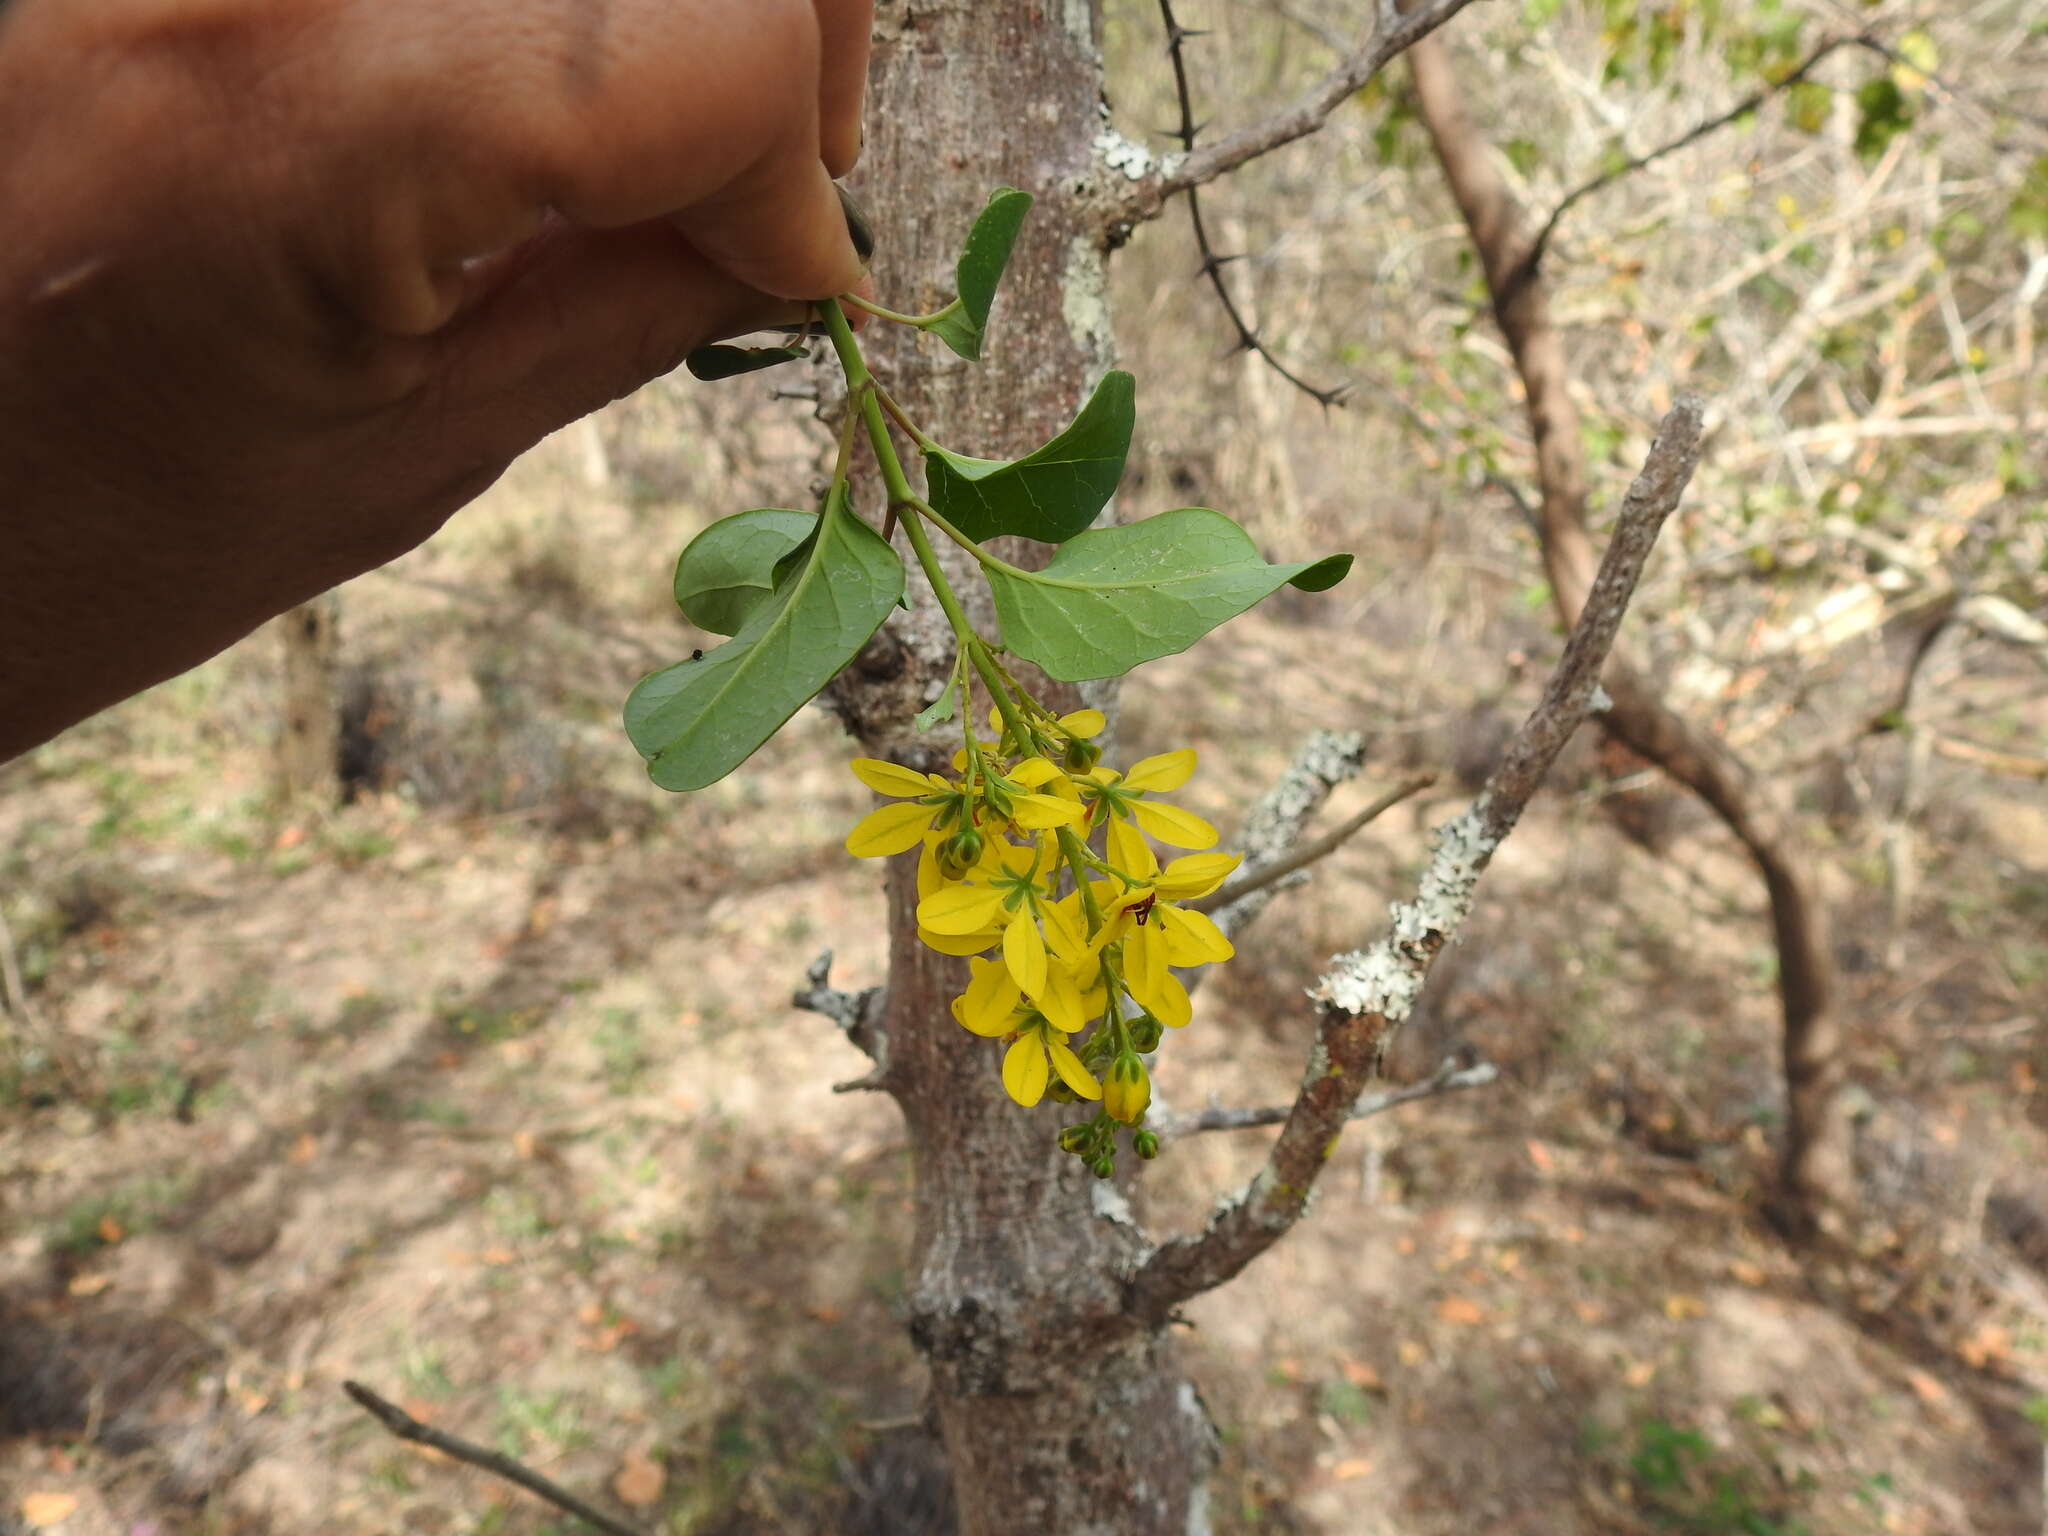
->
[5,228,2047,1536]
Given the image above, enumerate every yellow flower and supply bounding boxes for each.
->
[1099,852,1240,1029]
[845,755,1082,862]
[1078,749,1219,861]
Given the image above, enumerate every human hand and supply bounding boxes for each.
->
[0,0,872,759]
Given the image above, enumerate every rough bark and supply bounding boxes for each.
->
[275,593,341,804]
[1406,35,1857,1237]
[842,5,1214,1530]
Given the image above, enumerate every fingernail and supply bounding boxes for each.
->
[837,184,876,264]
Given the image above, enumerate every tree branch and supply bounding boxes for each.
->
[1154,0,1352,406]
[1510,34,1862,300]
[343,1380,647,1536]
[1128,399,1703,1321]
[1197,729,1366,954]
[1194,772,1437,918]
[1156,1054,1496,1139]
[1108,0,1482,227]
[791,949,890,1091]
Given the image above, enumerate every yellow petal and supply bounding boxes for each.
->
[959,959,1023,1036]
[1123,748,1196,793]
[1040,895,1092,962]
[1131,964,1192,1029]
[1035,962,1090,1033]
[1010,793,1085,830]
[1130,798,1218,850]
[1003,910,1048,998]
[1010,756,1063,788]
[918,884,1008,934]
[920,925,1002,957]
[1161,904,1235,965]
[1126,921,1168,1004]
[1002,1035,1050,1106]
[1154,851,1241,900]
[1058,709,1106,740]
[1105,817,1157,878]
[847,801,936,858]
[1046,1039,1102,1100]
[850,758,944,797]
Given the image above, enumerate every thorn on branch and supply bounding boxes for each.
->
[343,1380,647,1536]
[1152,0,1354,407]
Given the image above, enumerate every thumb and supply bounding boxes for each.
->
[430,219,808,462]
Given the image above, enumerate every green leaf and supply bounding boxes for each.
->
[627,500,904,791]
[1853,76,1914,160]
[924,370,1134,544]
[925,187,1033,361]
[984,508,1351,682]
[671,509,817,636]
[684,343,808,381]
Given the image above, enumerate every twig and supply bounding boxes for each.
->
[0,901,88,1091]
[1111,0,1482,222]
[1200,730,1367,956]
[1157,1054,1496,1139]
[342,1381,646,1536]
[1193,772,1436,915]
[1129,399,1704,1321]
[791,949,890,1089]
[1156,0,1350,406]
[1510,34,1861,299]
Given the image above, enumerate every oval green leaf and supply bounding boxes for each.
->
[985,508,1352,682]
[685,343,809,381]
[924,370,1134,545]
[627,499,904,791]
[672,509,818,636]
[926,187,1033,362]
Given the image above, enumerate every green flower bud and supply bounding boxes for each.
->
[1128,1013,1164,1053]
[1088,1153,1117,1180]
[936,828,983,879]
[1058,1124,1093,1154]
[1133,1130,1161,1160]
[1063,738,1102,773]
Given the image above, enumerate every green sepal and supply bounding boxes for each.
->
[925,187,1033,361]
[914,675,960,733]
[924,371,1134,545]
[685,343,808,381]
[985,507,1352,682]
[627,497,904,791]
[671,508,817,636]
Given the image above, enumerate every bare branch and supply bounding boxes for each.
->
[1153,0,1352,406]
[1200,729,1367,953]
[1129,400,1704,1321]
[791,949,889,1085]
[1157,1055,1496,1139]
[1195,772,1437,917]
[343,1380,646,1536]
[1110,0,1482,225]
[1512,34,1860,299]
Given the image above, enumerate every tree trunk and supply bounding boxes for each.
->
[275,593,341,804]
[842,4,1216,1529]
[1407,34,1857,1237]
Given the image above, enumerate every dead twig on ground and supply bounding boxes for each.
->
[343,1380,647,1536]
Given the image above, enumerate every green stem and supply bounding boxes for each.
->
[1055,826,1107,934]
[819,299,1030,751]
[840,291,955,328]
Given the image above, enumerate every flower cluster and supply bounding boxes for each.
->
[846,697,1238,1170]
